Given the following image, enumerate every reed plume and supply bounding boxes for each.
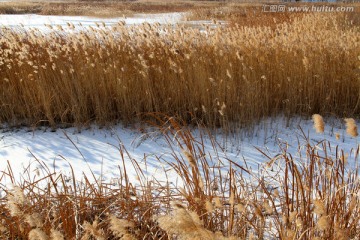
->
[80,218,105,240]
[50,229,65,240]
[344,118,358,137]
[28,228,49,240]
[157,201,238,239]
[157,202,215,239]
[312,114,324,133]
[108,215,136,240]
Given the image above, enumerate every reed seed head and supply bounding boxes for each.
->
[28,228,49,240]
[314,199,326,216]
[317,215,330,231]
[312,114,324,133]
[205,200,214,213]
[50,229,65,240]
[109,215,136,240]
[344,118,358,137]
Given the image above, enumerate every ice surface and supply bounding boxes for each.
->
[0,13,184,30]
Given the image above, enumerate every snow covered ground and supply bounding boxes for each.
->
[1,117,358,188]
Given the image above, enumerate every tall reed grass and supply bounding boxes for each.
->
[0,0,222,17]
[0,117,359,239]
[0,12,359,130]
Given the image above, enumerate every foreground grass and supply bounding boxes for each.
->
[0,118,359,239]
[1,12,359,130]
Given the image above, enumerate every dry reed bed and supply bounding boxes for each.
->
[188,3,360,27]
[187,4,301,28]
[0,0,223,17]
[0,118,359,239]
[0,13,359,129]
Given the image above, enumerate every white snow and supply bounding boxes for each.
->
[1,118,358,187]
